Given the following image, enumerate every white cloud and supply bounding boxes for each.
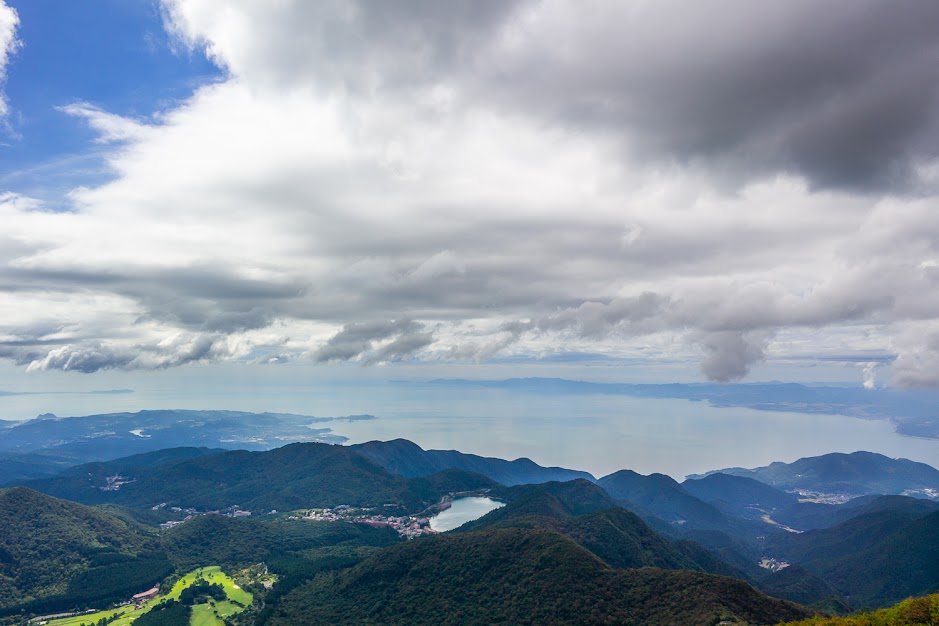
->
[58,103,154,144]
[0,0,19,117]
[1,1,939,385]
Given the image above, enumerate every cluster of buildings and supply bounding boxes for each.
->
[903,487,939,499]
[759,557,791,572]
[99,474,136,491]
[154,503,253,529]
[790,490,854,505]
[297,505,438,538]
[132,585,159,608]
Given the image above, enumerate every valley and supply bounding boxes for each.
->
[3,423,939,624]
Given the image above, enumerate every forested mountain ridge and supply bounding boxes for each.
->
[461,479,749,574]
[20,442,476,512]
[599,469,729,527]
[0,487,401,620]
[781,593,939,625]
[351,438,596,485]
[0,409,367,484]
[10,439,939,623]
[693,451,939,497]
[267,527,812,626]
[682,472,799,520]
[0,487,161,613]
[765,507,939,608]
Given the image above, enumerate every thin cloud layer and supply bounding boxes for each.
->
[2,1,939,384]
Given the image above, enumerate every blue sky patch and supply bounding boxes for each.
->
[0,0,220,206]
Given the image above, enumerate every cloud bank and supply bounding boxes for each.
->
[2,1,939,383]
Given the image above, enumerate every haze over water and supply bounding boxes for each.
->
[6,368,937,480]
[327,385,939,480]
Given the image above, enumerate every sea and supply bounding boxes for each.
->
[3,371,939,480]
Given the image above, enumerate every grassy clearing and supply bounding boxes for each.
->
[43,566,253,626]
[165,565,252,606]
[189,599,245,626]
[190,603,222,626]
[36,596,162,626]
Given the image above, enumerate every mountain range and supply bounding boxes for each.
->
[0,409,371,483]
[691,450,939,498]
[6,431,939,624]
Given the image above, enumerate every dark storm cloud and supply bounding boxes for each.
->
[174,0,937,192]
[478,0,939,192]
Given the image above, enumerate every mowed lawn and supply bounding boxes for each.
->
[166,566,253,626]
[37,598,160,626]
[190,599,243,626]
[44,566,252,626]
[166,566,253,606]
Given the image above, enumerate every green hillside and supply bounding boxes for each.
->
[766,507,939,608]
[483,479,617,518]
[8,440,939,624]
[482,507,711,570]
[599,469,731,528]
[774,495,939,532]
[756,565,847,612]
[0,485,405,621]
[351,438,596,485]
[161,514,400,571]
[682,472,798,520]
[781,593,939,625]
[0,487,163,614]
[268,528,812,625]
[463,480,741,576]
[26,442,439,512]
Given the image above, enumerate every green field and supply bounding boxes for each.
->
[42,566,253,626]
[190,600,240,626]
[35,597,161,626]
[166,566,253,606]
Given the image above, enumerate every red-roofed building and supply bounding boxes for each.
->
[132,585,159,606]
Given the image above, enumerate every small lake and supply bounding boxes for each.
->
[429,497,505,532]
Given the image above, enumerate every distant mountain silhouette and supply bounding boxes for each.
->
[351,438,596,485]
[682,473,798,520]
[692,451,939,497]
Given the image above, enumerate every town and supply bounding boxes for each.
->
[150,500,441,538]
[153,503,255,530]
[759,557,791,573]
[292,504,439,539]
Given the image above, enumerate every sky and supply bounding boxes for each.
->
[2,1,939,398]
